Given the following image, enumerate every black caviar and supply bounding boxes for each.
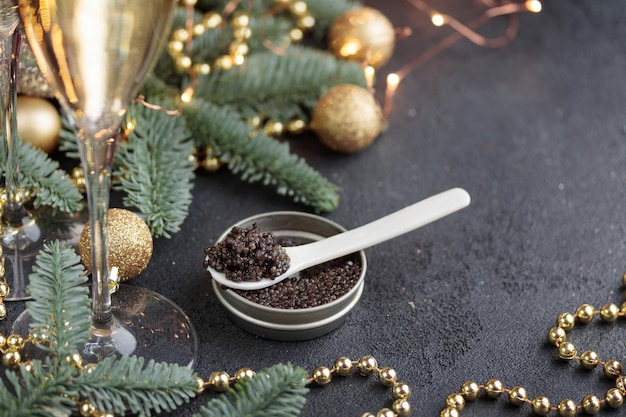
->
[234,236,362,309]
[203,224,290,282]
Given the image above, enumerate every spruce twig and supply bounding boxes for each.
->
[0,242,310,416]
[184,99,340,212]
[194,363,309,417]
[192,46,367,122]
[0,140,83,214]
[25,240,90,357]
[113,102,195,238]
[76,355,199,417]
[59,104,196,238]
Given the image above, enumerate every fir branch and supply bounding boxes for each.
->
[76,355,198,417]
[0,358,79,417]
[0,140,83,213]
[113,103,195,238]
[58,111,79,159]
[192,46,367,122]
[184,99,340,212]
[194,363,309,417]
[25,241,90,357]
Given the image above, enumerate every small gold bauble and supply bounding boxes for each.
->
[328,7,395,69]
[16,96,61,153]
[79,208,153,281]
[311,84,383,154]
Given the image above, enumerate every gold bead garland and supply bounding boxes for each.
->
[192,355,412,417]
[5,274,626,416]
[440,273,626,416]
[0,336,410,417]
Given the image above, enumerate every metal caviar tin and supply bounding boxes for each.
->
[211,211,367,341]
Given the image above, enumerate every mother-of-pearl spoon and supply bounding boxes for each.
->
[207,187,470,291]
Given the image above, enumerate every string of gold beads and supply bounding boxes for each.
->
[194,355,412,417]
[273,0,316,43]
[440,274,626,416]
[167,5,250,75]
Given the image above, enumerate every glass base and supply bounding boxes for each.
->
[11,284,199,369]
[1,205,87,301]
[1,210,44,301]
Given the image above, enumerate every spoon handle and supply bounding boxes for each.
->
[288,187,470,269]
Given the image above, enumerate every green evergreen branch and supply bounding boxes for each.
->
[0,140,83,214]
[192,46,367,122]
[59,104,195,238]
[58,111,80,159]
[184,99,340,212]
[113,103,195,238]
[76,355,198,417]
[0,358,78,417]
[25,241,90,357]
[194,363,309,417]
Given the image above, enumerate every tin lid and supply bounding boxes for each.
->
[210,211,367,341]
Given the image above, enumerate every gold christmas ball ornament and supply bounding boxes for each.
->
[311,84,383,153]
[79,208,153,281]
[16,96,61,153]
[328,7,395,69]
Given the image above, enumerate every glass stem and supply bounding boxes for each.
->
[77,132,117,326]
[0,30,26,226]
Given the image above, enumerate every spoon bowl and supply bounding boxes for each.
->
[207,187,470,290]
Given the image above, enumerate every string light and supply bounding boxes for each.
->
[383,73,400,118]
[380,0,542,119]
[364,65,376,89]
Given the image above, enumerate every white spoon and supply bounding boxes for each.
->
[207,187,470,291]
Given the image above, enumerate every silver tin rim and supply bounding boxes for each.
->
[210,211,367,341]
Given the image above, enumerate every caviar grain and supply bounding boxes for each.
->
[234,249,362,309]
[203,224,290,282]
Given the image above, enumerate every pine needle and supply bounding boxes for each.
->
[184,99,340,212]
[76,355,198,417]
[194,363,309,417]
[0,140,83,213]
[113,102,195,238]
[192,46,367,122]
[25,241,90,357]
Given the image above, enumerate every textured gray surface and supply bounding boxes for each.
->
[3,0,626,415]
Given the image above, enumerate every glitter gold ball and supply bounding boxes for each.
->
[79,208,153,281]
[311,84,383,153]
[328,7,395,69]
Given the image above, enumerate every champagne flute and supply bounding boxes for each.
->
[0,0,43,301]
[16,0,198,367]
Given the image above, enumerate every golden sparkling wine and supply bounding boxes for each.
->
[18,0,175,135]
[14,0,199,367]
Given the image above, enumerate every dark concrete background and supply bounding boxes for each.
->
[3,0,626,415]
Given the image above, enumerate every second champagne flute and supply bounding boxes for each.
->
[17,0,198,367]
